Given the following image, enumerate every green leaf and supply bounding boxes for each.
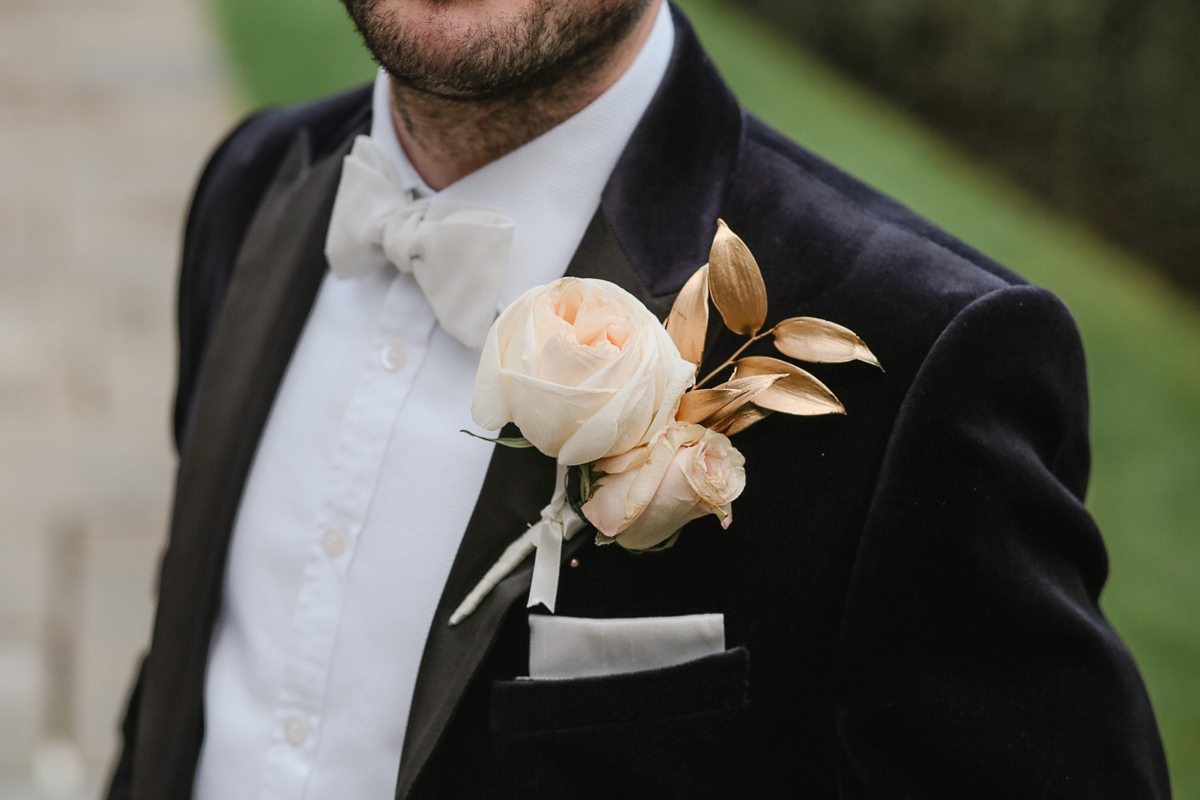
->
[566,463,607,523]
[580,464,607,504]
[459,430,535,449]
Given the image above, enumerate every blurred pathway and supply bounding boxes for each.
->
[0,0,235,794]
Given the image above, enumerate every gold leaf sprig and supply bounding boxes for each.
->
[665,219,881,435]
[664,264,709,366]
[708,221,768,337]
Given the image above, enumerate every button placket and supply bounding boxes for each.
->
[256,274,437,798]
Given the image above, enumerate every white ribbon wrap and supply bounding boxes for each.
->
[449,464,588,626]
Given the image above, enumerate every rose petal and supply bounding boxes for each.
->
[581,467,640,537]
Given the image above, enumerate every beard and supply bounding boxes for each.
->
[340,0,652,101]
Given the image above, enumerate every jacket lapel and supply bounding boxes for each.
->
[134,129,356,800]
[603,3,743,296]
[395,11,746,796]
[396,211,660,798]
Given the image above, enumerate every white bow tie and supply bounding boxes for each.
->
[324,135,515,349]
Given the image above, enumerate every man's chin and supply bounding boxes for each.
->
[349,0,651,101]
[372,0,539,29]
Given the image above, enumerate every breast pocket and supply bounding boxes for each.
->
[490,647,750,800]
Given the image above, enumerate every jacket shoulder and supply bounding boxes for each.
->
[173,83,372,448]
[191,84,373,226]
[724,115,1041,377]
[742,116,1022,285]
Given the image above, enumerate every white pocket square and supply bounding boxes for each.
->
[528,613,725,679]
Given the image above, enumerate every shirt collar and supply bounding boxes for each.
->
[369,0,675,310]
[369,72,434,200]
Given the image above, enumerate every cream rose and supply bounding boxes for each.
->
[581,422,747,550]
[471,277,696,465]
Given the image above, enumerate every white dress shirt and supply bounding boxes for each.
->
[193,5,675,800]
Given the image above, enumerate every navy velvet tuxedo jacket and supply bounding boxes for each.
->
[108,7,1169,799]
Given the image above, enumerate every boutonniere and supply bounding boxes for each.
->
[450,221,879,625]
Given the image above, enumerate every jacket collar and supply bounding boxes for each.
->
[602,2,744,297]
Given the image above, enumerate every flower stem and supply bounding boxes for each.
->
[693,328,772,389]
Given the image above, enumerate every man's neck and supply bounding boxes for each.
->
[389,1,662,191]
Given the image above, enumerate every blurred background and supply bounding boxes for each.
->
[1,0,1196,797]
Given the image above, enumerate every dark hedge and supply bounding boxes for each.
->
[733,0,1200,296]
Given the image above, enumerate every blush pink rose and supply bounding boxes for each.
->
[581,422,747,550]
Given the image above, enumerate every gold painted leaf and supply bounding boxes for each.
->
[697,374,784,429]
[665,264,710,366]
[676,387,742,424]
[715,403,774,436]
[732,356,845,416]
[708,220,768,336]
[677,374,783,425]
[772,317,880,368]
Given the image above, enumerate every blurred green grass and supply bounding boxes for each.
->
[210,0,1200,793]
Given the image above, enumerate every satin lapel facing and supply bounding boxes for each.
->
[394,211,667,798]
[133,130,355,800]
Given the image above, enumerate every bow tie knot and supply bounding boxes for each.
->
[324,135,515,348]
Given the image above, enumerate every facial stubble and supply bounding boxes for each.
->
[341,0,652,101]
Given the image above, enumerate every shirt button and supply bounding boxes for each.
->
[284,715,310,746]
[381,341,407,372]
[322,527,347,558]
